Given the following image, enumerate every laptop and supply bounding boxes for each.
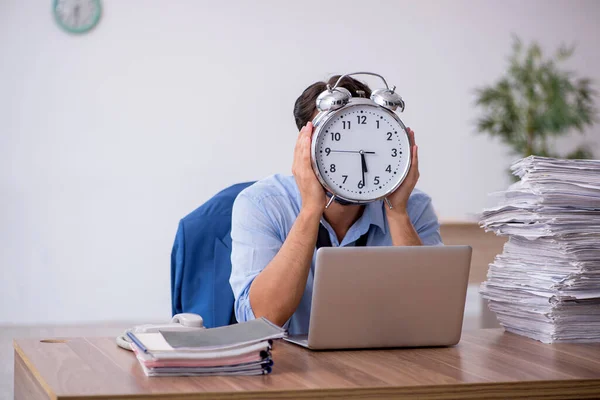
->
[285,245,472,350]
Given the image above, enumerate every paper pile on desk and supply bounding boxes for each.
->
[128,317,286,376]
[480,156,600,343]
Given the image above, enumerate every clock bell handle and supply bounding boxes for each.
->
[330,72,390,91]
[325,195,336,209]
[384,197,394,210]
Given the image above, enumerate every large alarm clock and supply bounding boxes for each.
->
[311,72,411,209]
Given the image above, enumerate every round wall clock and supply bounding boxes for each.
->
[53,0,102,34]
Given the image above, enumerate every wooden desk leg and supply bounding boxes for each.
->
[14,350,50,400]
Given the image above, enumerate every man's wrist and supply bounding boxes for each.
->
[386,206,423,246]
[299,205,324,222]
[386,207,410,223]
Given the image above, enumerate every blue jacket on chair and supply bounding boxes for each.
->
[170,181,255,328]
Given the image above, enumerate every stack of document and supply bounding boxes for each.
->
[480,156,600,343]
[128,318,287,376]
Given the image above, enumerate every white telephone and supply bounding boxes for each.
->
[116,313,205,351]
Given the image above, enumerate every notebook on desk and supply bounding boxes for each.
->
[285,245,472,350]
[128,318,286,376]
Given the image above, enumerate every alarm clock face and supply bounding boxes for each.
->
[53,0,102,34]
[312,99,411,203]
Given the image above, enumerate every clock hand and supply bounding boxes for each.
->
[360,151,366,186]
[361,152,368,173]
[330,150,376,154]
[74,4,80,26]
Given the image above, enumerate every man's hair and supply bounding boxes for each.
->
[293,75,372,130]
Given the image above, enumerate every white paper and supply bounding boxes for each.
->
[479,156,600,343]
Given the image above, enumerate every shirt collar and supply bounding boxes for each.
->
[320,200,388,247]
[362,200,387,235]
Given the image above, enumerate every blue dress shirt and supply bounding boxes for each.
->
[229,174,443,335]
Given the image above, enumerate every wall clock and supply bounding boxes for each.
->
[53,0,102,34]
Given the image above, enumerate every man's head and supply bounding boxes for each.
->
[293,75,372,130]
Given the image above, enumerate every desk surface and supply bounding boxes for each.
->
[14,329,600,400]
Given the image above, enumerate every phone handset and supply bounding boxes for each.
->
[116,313,205,351]
[170,312,204,328]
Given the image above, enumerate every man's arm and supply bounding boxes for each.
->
[387,191,443,246]
[387,209,423,246]
[248,207,321,326]
[230,122,326,327]
[385,127,438,246]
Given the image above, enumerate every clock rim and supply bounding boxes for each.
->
[53,0,102,34]
[310,98,412,205]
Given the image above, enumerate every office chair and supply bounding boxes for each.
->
[170,181,255,328]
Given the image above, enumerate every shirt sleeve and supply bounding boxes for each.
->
[229,192,284,323]
[408,190,443,246]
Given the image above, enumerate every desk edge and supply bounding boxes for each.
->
[34,379,600,400]
[13,339,57,400]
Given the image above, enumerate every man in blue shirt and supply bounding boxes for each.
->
[229,76,443,335]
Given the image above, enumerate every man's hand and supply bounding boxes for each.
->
[292,122,327,215]
[385,127,422,246]
[386,127,419,214]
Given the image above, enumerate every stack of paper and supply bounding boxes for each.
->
[128,318,287,376]
[480,156,600,343]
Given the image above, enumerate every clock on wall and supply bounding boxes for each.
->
[53,0,102,34]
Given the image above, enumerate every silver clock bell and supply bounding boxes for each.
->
[370,87,405,112]
[316,87,352,112]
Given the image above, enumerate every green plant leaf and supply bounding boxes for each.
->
[474,36,597,163]
[564,146,594,160]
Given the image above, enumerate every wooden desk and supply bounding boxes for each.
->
[13,329,600,399]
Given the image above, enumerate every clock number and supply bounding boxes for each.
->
[391,148,398,157]
[325,147,331,156]
[374,176,380,185]
[330,132,341,141]
[358,180,365,189]
[342,175,348,183]
[330,164,336,173]
[357,115,367,124]
[376,120,380,129]
[387,132,393,141]
[342,121,351,129]
[386,165,392,173]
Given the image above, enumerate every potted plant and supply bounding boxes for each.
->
[475,36,597,162]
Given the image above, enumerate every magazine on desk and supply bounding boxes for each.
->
[127,317,287,376]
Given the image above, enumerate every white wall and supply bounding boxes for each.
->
[1,0,599,324]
